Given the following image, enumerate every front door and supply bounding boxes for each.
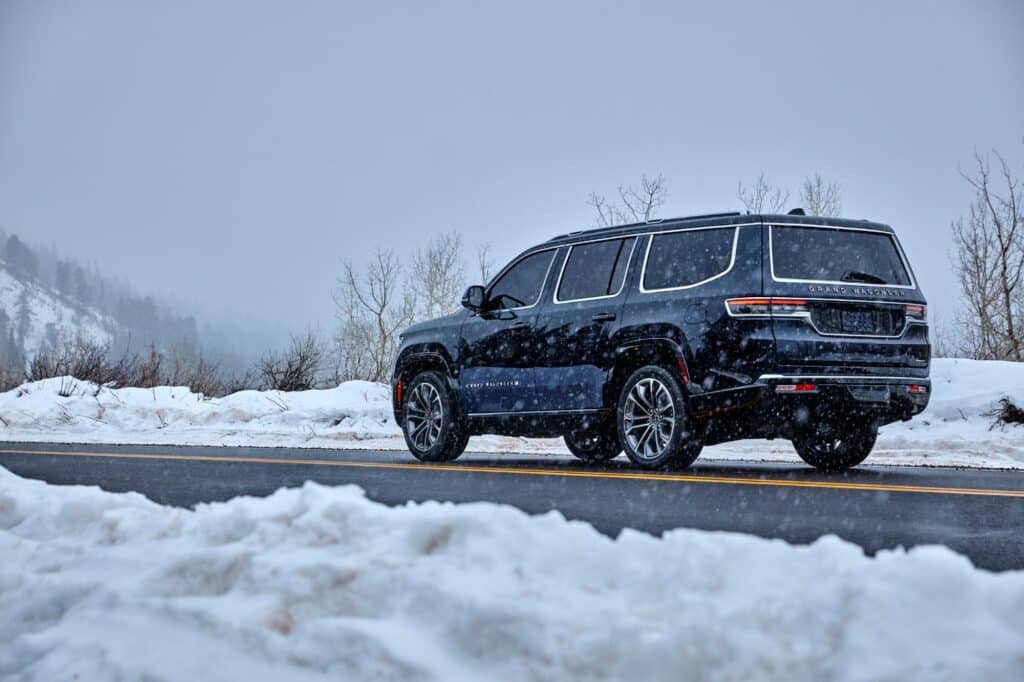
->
[457,248,558,414]
[534,236,637,411]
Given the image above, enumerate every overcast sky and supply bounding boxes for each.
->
[1,0,1021,348]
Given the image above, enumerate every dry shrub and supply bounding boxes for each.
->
[988,398,1024,429]
[259,331,325,392]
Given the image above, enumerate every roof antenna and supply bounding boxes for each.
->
[787,208,806,215]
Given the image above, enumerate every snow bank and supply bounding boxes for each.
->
[0,359,1022,468]
[1,468,1022,681]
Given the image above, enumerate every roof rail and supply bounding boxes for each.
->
[549,211,743,242]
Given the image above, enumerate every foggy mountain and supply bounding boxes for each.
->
[0,230,202,364]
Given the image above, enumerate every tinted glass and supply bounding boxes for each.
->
[558,237,635,301]
[488,249,554,309]
[643,228,735,290]
[772,226,911,286]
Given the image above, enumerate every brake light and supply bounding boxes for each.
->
[726,297,810,317]
[906,384,928,394]
[905,304,927,323]
[775,383,818,393]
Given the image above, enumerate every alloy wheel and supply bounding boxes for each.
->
[406,382,444,451]
[622,377,676,461]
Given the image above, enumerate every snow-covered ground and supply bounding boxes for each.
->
[0,359,1022,468]
[2,468,1022,681]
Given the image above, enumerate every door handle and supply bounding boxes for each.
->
[591,312,617,323]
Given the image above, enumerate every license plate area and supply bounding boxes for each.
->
[848,385,890,403]
[808,303,905,337]
[841,310,876,334]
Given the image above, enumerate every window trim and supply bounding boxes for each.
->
[485,247,559,312]
[553,235,638,304]
[768,223,917,290]
[638,224,745,293]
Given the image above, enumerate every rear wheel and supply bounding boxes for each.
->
[564,420,621,463]
[617,365,703,470]
[792,422,877,472]
[402,371,469,462]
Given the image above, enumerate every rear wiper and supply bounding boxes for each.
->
[841,270,888,285]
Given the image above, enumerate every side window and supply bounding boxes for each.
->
[643,227,735,290]
[487,249,555,309]
[557,237,636,302]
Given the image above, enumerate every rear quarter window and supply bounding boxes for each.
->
[643,227,736,291]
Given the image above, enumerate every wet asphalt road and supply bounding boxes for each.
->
[2,441,1023,571]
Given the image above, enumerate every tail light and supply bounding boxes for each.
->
[906,384,928,394]
[725,297,810,318]
[905,304,927,323]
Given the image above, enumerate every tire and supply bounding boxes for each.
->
[401,371,469,462]
[564,420,621,463]
[791,421,877,472]
[617,365,703,470]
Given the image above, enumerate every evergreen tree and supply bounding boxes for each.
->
[14,288,33,346]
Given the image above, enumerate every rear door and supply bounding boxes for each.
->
[763,223,929,373]
[534,236,637,411]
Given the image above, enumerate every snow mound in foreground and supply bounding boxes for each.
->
[2,469,1022,681]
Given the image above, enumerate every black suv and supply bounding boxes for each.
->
[392,211,930,472]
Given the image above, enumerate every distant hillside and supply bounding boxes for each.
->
[0,231,201,365]
[0,259,116,364]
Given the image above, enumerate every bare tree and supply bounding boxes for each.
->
[476,243,495,284]
[334,248,416,382]
[259,330,325,392]
[952,150,1023,361]
[588,173,668,227]
[411,231,466,320]
[737,173,790,213]
[928,312,957,359]
[801,173,842,217]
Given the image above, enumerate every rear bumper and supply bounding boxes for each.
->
[691,372,931,443]
[756,373,930,427]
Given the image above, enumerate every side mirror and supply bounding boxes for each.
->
[461,285,487,312]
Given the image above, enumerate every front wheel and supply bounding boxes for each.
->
[792,422,877,472]
[402,371,469,462]
[617,365,703,470]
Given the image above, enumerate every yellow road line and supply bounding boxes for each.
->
[2,447,1024,499]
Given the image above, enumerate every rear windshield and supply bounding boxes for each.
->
[771,226,912,286]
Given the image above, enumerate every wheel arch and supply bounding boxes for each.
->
[392,347,456,425]
[606,336,693,410]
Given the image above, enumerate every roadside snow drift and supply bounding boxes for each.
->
[0,359,1022,468]
[2,469,1023,681]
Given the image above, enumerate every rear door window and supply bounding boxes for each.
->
[557,237,636,302]
[643,227,735,290]
[771,226,912,286]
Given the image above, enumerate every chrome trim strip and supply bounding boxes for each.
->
[484,247,559,313]
[553,236,638,304]
[467,408,605,417]
[724,296,927,339]
[639,224,752,294]
[768,224,917,290]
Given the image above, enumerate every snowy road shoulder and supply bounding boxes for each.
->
[0,359,1022,469]
[2,467,1023,681]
